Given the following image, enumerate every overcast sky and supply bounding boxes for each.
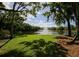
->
[3,2,75,27]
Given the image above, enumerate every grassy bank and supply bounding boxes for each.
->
[0,34,57,56]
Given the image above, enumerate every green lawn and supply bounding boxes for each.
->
[0,34,57,56]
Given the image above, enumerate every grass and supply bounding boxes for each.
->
[0,34,57,56]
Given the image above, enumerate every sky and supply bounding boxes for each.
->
[3,2,76,28]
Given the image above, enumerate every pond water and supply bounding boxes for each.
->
[35,27,58,35]
[35,27,76,35]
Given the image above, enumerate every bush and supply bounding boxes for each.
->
[0,30,10,39]
[57,26,64,35]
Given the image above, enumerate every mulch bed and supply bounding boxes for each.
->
[57,35,79,57]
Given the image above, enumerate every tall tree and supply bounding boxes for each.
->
[0,2,42,48]
[69,3,79,43]
[57,3,79,43]
[0,2,5,31]
[43,2,74,36]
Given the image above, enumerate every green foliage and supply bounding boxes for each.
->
[0,2,42,39]
[14,23,41,34]
[0,2,5,8]
[0,29,10,39]
[57,26,64,34]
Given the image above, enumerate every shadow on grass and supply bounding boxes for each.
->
[0,49,27,57]
[19,39,68,57]
[0,39,68,57]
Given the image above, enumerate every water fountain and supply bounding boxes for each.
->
[35,27,53,35]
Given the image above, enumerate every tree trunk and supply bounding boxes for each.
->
[75,3,79,40]
[76,18,79,40]
[10,2,16,39]
[67,19,71,36]
[0,3,16,48]
[71,19,79,43]
[69,3,79,43]
[9,11,14,39]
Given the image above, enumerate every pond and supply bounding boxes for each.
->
[35,27,76,35]
[35,27,59,35]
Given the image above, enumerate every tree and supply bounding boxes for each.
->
[0,2,5,31]
[68,3,79,43]
[57,26,64,35]
[0,2,42,48]
[57,3,79,43]
[43,2,73,36]
[9,2,42,39]
[52,2,79,43]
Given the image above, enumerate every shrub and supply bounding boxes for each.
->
[0,30,10,39]
[57,26,64,35]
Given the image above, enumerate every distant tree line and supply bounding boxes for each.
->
[0,2,42,40]
[48,25,76,35]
